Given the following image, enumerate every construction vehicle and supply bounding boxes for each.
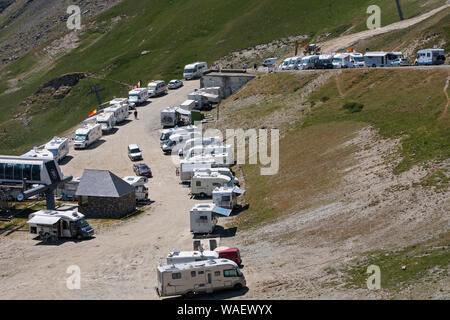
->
[294,40,321,56]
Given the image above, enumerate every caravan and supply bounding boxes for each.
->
[27,210,94,240]
[96,112,115,134]
[190,172,232,198]
[193,168,239,185]
[123,176,149,202]
[156,259,245,298]
[128,88,149,106]
[73,123,102,149]
[415,48,446,66]
[183,62,208,80]
[183,145,233,160]
[189,203,232,234]
[212,186,245,210]
[177,158,218,183]
[104,101,129,124]
[44,137,69,163]
[148,80,167,97]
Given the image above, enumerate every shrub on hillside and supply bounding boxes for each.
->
[343,102,364,113]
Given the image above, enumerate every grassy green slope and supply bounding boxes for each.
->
[0,0,446,154]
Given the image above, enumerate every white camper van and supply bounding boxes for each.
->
[104,102,129,124]
[161,107,185,128]
[279,58,292,70]
[415,48,446,66]
[183,62,208,80]
[156,259,246,297]
[190,203,232,234]
[44,137,69,163]
[160,125,198,146]
[212,186,246,210]
[56,177,80,201]
[166,251,219,265]
[123,176,149,202]
[191,172,232,198]
[189,153,234,167]
[128,88,149,106]
[73,123,102,149]
[364,52,403,67]
[27,210,94,240]
[193,168,239,185]
[22,147,55,161]
[188,92,212,110]
[96,112,115,134]
[349,52,365,68]
[148,80,167,97]
[178,136,223,157]
[183,145,233,160]
[301,55,320,69]
[110,97,133,110]
[180,99,196,111]
[177,159,216,183]
[161,131,202,154]
[332,53,351,68]
[288,56,302,70]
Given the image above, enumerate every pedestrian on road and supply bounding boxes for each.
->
[134,110,138,120]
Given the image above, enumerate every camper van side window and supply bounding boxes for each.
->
[214,271,221,277]
[191,271,196,277]
[198,271,204,275]
[223,196,231,202]
[224,269,238,277]
[172,273,182,280]
[196,181,201,187]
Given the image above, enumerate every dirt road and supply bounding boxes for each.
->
[0,79,223,300]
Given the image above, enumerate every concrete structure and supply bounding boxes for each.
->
[200,72,255,99]
[76,170,136,219]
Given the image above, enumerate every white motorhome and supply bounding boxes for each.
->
[287,56,302,70]
[177,159,217,183]
[123,176,149,202]
[262,57,278,68]
[196,87,221,97]
[415,48,446,66]
[191,172,232,198]
[156,259,245,297]
[364,52,403,67]
[110,97,133,110]
[166,251,219,265]
[183,145,233,160]
[22,147,55,161]
[96,112,115,134]
[188,92,212,110]
[161,107,186,128]
[160,125,198,146]
[27,210,94,240]
[279,58,292,70]
[189,152,234,167]
[189,203,232,234]
[332,53,351,68]
[56,177,80,201]
[183,62,208,80]
[148,80,167,97]
[349,52,365,68]
[301,55,319,69]
[180,99,196,111]
[104,102,129,124]
[193,168,239,185]
[161,131,202,154]
[212,186,246,210]
[44,137,69,163]
[178,136,223,157]
[73,123,102,149]
[128,88,149,106]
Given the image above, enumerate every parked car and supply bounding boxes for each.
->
[168,79,183,90]
[133,163,152,177]
[392,58,409,67]
[262,57,278,68]
[128,144,143,161]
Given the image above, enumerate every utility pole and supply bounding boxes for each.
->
[87,84,105,107]
[395,0,404,21]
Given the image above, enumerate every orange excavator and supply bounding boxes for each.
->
[294,40,321,56]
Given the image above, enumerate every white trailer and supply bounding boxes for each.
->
[128,88,149,106]
[178,159,216,183]
[196,87,221,97]
[104,102,129,124]
[178,136,223,157]
[96,112,115,134]
[193,167,239,185]
[123,176,149,202]
[110,97,133,109]
[166,251,219,265]
[161,107,190,128]
[212,186,246,210]
[43,137,69,163]
[73,123,102,149]
[22,147,55,161]
[189,203,232,234]
[415,48,446,66]
[27,209,94,240]
[184,145,234,163]
[160,125,198,146]
[156,259,246,297]
[191,172,232,198]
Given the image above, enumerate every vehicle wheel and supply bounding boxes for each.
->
[184,291,194,299]
[234,283,243,290]
[200,193,207,199]
[77,234,83,240]
[372,64,376,68]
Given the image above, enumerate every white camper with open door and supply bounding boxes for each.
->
[190,172,232,198]
[189,203,232,234]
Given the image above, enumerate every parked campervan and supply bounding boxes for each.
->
[44,137,69,163]
[161,107,186,128]
[262,57,278,68]
[96,112,115,134]
[287,56,302,70]
[178,158,217,183]
[301,55,319,69]
[332,53,351,68]
[279,58,291,70]
[183,62,208,80]
[56,177,80,201]
[364,52,402,67]
[166,251,219,265]
[212,186,245,210]
[190,172,232,198]
[160,125,198,146]
[349,52,365,67]
[183,145,233,160]
[156,259,245,297]
[73,123,102,149]
[123,176,148,202]
[128,88,149,106]
[21,147,55,161]
[188,92,212,110]
[104,102,129,123]
[316,54,334,69]
[161,131,202,154]
[189,152,234,167]
[110,97,133,110]
[27,210,94,240]
[189,203,232,234]
[148,80,167,97]
[178,136,223,157]
[193,168,239,185]
[415,48,446,66]
[180,99,196,111]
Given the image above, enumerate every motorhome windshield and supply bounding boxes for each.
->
[184,68,195,73]
[149,84,157,90]
[77,218,90,229]
[129,94,139,101]
[353,56,364,62]
[333,58,342,63]
[74,134,87,141]
[160,132,170,141]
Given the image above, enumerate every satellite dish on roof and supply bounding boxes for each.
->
[17,193,24,201]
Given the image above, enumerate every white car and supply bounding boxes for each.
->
[128,144,143,161]
[168,79,183,90]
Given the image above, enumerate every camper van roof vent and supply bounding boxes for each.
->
[72,212,78,217]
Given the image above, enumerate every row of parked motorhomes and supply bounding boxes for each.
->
[278,48,446,70]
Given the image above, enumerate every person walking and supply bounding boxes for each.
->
[134,110,138,120]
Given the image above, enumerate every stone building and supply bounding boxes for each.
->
[76,169,136,219]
